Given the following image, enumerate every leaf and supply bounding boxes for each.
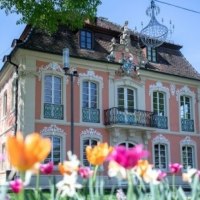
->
[0,0,102,33]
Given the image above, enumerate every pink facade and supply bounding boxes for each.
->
[0,18,200,186]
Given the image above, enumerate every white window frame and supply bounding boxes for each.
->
[176,85,196,133]
[3,91,7,116]
[149,81,170,130]
[180,136,197,171]
[152,134,170,171]
[180,95,192,120]
[153,91,166,116]
[80,30,92,50]
[44,75,62,105]
[117,87,136,111]
[82,80,98,109]
[39,62,67,123]
[80,128,102,167]
[11,80,16,111]
[79,70,103,125]
[41,124,66,166]
[147,47,157,62]
[181,145,195,170]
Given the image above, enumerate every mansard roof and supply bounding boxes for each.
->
[18,17,200,80]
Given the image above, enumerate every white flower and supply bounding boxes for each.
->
[108,161,127,179]
[56,172,82,198]
[182,168,197,183]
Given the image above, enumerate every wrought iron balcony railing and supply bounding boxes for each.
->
[151,115,168,129]
[104,107,168,129]
[181,119,194,132]
[44,103,64,120]
[82,108,100,123]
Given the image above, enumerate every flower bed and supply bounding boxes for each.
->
[1,132,199,200]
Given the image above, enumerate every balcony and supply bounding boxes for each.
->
[82,108,100,123]
[151,115,168,129]
[104,107,168,129]
[181,119,194,132]
[44,103,63,120]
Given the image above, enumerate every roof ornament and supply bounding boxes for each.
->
[140,0,168,48]
[120,21,130,47]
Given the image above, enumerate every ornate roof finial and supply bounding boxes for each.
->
[120,21,130,46]
[140,0,168,48]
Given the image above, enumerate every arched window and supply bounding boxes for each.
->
[153,135,169,171]
[180,95,194,132]
[80,128,102,167]
[118,141,135,148]
[181,137,196,170]
[43,75,63,120]
[44,135,62,165]
[153,91,165,116]
[182,145,195,170]
[41,125,66,165]
[117,87,135,112]
[154,143,168,169]
[82,80,99,123]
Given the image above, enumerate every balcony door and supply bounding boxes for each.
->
[117,87,135,124]
[82,81,99,123]
[44,75,63,119]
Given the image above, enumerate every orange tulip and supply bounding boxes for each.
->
[86,142,113,166]
[58,161,79,175]
[6,132,51,171]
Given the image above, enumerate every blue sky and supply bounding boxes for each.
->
[0,0,200,72]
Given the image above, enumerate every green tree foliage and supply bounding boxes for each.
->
[0,0,102,32]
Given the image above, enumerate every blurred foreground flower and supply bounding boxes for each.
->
[116,188,126,200]
[108,144,149,169]
[78,166,93,179]
[182,168,198,183]
[56,172,82,198]
[86,142,113,166]
[157,170,167,181]
[40,161,54,175]
[108,160,127,179]
[6,132,51,171]
[58,151,80,175]
[9,179,23,193]
[169,163,182,174]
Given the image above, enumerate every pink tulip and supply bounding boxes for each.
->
[169,163,182,174]
[108,144,149,169]
[40,162,54,175]
[157,170,167,181]
[10,179,23,193]
[78,167,93,179]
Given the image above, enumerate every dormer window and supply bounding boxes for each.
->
[147,47,157,62]
[80,30,92,50]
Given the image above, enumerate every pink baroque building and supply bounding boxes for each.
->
[0,18,200,187]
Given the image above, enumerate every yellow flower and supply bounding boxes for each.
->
[134,160,159,184]
[135,160,152,177]
[86,143,113,166]
[6,132,51,171]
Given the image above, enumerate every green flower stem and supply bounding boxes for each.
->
[127,170,135,200]
[93,165,99,184]
[19,172,25,200]
[89,177,94,200]
[35,171,40,200]
[172,174,175,199]
[89,165,99,200]
[48,176,55,200]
